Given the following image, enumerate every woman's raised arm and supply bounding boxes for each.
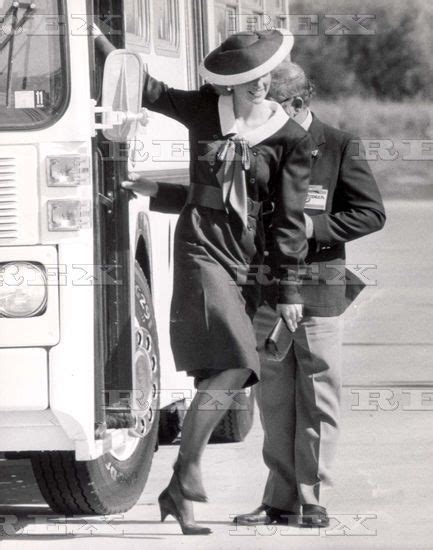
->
[92,24,207,129]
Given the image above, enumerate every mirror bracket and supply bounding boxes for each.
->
[96,50,148,142]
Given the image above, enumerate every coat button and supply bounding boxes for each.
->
[252,151,257,156]
[250,178,256,184]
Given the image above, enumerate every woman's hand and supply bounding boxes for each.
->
[121,174,159,197]
[276,304,303,333]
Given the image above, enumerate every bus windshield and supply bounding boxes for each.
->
[0,0,68,130]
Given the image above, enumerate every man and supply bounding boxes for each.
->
[234,61,386,527]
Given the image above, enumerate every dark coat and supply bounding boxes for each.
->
[144,79,312,305]
[296,114,386,316]
[143,78,312,383]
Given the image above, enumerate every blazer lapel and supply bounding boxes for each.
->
[309,113,326,149]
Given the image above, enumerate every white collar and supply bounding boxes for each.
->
[299,109,313,131]
[218,95,289,147]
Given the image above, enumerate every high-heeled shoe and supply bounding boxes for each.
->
[173,461,208,503]
[158,487,212,535]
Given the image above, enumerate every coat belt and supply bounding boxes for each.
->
[187,183,261,219]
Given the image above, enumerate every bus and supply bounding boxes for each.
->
[0,0,290,515]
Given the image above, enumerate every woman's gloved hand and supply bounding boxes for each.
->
[121,174,159,197]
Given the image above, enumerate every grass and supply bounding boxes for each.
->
[311,98,433,200]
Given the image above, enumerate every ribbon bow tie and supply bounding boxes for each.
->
[212,135,251,228]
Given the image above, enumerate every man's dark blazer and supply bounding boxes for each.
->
[295,113,386,316]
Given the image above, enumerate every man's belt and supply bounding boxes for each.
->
[187,183,261,219]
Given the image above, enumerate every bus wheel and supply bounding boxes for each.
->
[210,387,255,443]
[30,263,160,515]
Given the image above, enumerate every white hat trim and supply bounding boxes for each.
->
[200,31,294,86]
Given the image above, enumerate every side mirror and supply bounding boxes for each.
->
[100,50,148,142]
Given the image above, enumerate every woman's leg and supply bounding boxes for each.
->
[165,368,251,521]
[177,368,251,493]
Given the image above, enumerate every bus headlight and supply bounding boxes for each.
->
[0,262,48,318]
[46,155,89,186]
[47,200,91,231]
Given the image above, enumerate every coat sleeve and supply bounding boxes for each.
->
[142,72,205,128]
[149,182,188,214]
[312,136,386,246]
[272,133,312,304]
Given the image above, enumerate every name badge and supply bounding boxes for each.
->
[305,186,328,211]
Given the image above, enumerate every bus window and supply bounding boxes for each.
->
[274,0,287,10]
[245,0,264,7]
[0,0,69,130]
[277,15,288,28]
[241,11,266,32]
[215,3,238,44]
[267,0,289,23]
[153,0,180,57]
[125,0,151,51]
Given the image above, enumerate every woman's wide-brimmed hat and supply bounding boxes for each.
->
[199,29,294,86]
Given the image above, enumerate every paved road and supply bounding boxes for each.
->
[0,200,432,549]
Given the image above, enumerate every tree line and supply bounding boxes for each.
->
[289,0,433,100]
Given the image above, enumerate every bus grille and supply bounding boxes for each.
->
[0,157,18,241]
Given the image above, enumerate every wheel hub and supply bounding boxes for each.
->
[109,280,159,461]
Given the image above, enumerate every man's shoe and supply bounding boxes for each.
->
[234,504,296,525]
[300,504,329,528]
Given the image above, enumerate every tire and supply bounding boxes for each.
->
[31,263,160,515]
[210,387,255,443]
[3,452,32,459]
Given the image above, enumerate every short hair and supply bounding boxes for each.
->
[270,59,314,106]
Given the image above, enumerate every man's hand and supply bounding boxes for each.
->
[304,213,314,239]
[122,174,159,197]
[276,304,303,332]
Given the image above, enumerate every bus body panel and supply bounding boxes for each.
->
[48,238,96,457]
[0,410,74,451]
[0,1,99,457]
[0,348,48,411]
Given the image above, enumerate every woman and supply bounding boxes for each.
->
[96,28,312,535]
